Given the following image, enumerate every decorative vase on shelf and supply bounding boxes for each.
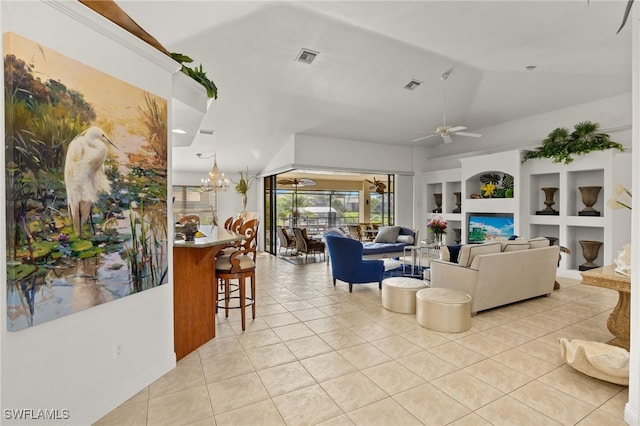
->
[453,192,461,213]
[433,232,444,245]
[537,187,559,215]
[579,240,603,271]
[578,186,602,216]
[433,193,442,213]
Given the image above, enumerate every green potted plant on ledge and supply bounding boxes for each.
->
[522,121,625,165]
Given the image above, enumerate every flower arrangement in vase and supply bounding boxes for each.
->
[427,215,448,245]
[234,168,255,213]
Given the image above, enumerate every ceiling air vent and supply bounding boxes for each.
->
[296,48,319,64]
[404,79,422,90]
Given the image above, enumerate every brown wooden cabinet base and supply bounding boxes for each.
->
[173,244,224,360]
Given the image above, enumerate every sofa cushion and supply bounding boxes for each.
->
[529,236,550,249]
[457,243,501,267]
[374,226,401,243]
[441,245,462,263]
[502,240,530,252]
[396,235,414,244]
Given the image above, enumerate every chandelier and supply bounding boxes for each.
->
[200,153,230,192]
[198,152,229,226]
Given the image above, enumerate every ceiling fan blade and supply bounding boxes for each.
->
[455,131,482,138]
[441,134,453,144]
[412,134,437,142]
[447,126,467,133]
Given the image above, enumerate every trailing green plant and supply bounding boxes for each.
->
[170,52,218,99]
[522,121,625,165]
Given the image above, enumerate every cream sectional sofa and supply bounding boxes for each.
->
[429,237,560,314]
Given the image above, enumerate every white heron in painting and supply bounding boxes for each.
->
[64,126,117,237]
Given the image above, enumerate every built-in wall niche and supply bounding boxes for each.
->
[567,169,605,217]
[444,219,462,245]
[445,181,462,214]
[529,224,560,242]
[464,171,515,199]
[427,183,443,213]
[529,173,561,215]
[566,225,605,271]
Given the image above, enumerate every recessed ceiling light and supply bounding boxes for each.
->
[526,65,537,71]
[404,79,422,90]
[296,48,319,64]
[172,128,187,134]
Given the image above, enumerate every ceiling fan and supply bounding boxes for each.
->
[413,70,482,145]
[366,177,386,194]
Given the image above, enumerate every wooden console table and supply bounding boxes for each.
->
[580,264,631,351]
[173,228,242,360]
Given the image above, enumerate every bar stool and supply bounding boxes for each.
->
[215,219,259,330]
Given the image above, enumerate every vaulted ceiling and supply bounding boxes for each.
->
[117,1,632,174]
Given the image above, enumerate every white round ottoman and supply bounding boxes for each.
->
[381,277,427,314]
[416,288,472,333]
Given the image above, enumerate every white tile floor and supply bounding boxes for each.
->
[96,253,629,426]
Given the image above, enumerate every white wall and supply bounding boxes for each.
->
[421,93,632,172]
[1,2,176,424]
[172,170,260,225]
[393,174,415,230]
[625,5,639,425]
[291,134,414,174]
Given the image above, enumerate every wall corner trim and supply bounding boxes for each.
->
[43,0,179,73]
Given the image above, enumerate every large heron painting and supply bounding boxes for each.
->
[4,33,169,331]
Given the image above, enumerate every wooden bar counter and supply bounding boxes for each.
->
[581,264,631,351]
[173,227,242,360]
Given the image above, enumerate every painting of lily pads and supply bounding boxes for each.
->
[4,32,168,331]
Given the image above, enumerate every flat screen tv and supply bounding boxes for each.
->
[467,213,515,243]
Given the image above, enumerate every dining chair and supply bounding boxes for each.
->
[277,226,297,255]
[223,216,234,230]
[293,227,325,263]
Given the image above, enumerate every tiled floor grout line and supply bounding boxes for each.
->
[97,255,628,425]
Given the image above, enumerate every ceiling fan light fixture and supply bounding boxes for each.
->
[404,79,422,90]
[296,48,319,64]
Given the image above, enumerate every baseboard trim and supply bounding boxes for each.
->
[625,403,638,425]
[70,352,176,426]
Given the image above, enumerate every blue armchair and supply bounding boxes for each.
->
[325,235,385,293]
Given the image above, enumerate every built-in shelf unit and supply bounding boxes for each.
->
[423,149,632,279]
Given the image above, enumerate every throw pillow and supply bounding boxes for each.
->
[396,235,414,244]
[374,226,401,243]
[529,236,550,249]
[502,241,530,252]
[457,242,501,267]
[447,245,462,263]
[440,245,450,262]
